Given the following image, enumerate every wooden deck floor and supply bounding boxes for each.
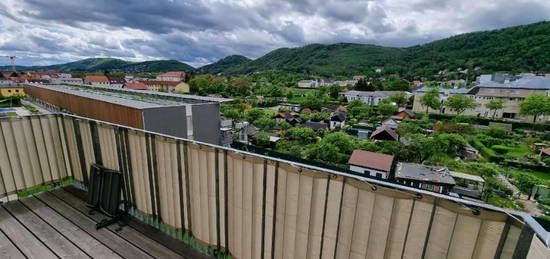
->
[0,188,207,259]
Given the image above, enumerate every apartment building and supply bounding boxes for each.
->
[412,75,550,122]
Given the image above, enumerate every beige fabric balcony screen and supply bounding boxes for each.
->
[0,115,70,201]
[0,114,547,259]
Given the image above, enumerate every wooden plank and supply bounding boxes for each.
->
[0,225,25,259]
[19,196,122,259]
[3,200,90,258]
[0,206,57,259]
[50,188,185,259]
[62,186,209,259]
[33,192,153,259]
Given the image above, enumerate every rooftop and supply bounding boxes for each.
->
[26,83,231,109]
[85,75,109,82]
[449,171,485,183]
[395,162,456,185]
[343,90,406,97]
[476,75,550,90]
[348,150,394,172]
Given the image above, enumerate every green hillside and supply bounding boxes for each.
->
[204,21,550,78]
[199,55,251,74]
[8,58,196,73]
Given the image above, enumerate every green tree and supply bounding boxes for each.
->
[283,127,316,143]
[388,92,408,105]
[355,78,374,91]
[446,94,477,115]
[222,109,241,121]
[384,78,410,91]
[519,94,550,123]
[328,85,341,99]
[377,101,398,116]
[485,99,505,118]
[301,93,324,110]
[231,76,252,95]
[245,108,267,122]
[420,88,442,113]
[255,132,271,147]
[254,118,277,130]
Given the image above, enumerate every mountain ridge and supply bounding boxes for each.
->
[3,21,549,77]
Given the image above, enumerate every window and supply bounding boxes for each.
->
[502,113,516,119]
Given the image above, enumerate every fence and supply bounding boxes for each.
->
[0,114,548,259]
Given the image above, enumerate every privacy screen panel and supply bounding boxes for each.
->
[0,114,546,259]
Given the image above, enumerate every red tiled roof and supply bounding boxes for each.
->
[370,126,399,141]
[348,150,394,172]
[138,80,180,86]
[158,71,186,78]
[124,82,147,90]
[85,75,109,82]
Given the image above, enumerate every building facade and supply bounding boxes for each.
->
[412,75,550,122]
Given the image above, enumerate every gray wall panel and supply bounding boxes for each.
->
[192,103,221,145]
[143,106,188,139]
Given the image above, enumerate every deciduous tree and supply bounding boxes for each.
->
[446,94,477,115]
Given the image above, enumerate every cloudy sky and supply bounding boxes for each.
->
[0,0,549,67]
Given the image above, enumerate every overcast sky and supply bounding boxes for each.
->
[0,0,549,67]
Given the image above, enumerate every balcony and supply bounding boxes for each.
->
[0,114,548,259]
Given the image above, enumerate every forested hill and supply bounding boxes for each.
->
[198,55,251,74]
[3,58,197,73]
[201,21,550,78]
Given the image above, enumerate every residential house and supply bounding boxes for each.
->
[0,85,24,97]
[348,150,394,179]
[0,77,13,86]
[412,75,550,122]
[124,82,148,90]
[458,144,479,161]
[108,78,126,88]
[450,171,485,199]
[328,112,346,130]
[304,121,328,131]
[84,75,110,86]
[236,122,259,144]
[394,109,415,120]
[381,118,400,129]
[333,80,358,87]
[341,90,410,105]
[25,79,49,84]
[540,148,550,157]
[156,71,186,81]
[274,112,301,125]
[298,80,317,88]
[370,126,399,141]
[356,128,371,140]
[395,163,456,194]
[139,80,189,93]
[353,75,367,80]
[50,77,83,84]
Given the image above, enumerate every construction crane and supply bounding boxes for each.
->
[0,56,17,72]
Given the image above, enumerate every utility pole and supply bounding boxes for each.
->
[1,56,17,72]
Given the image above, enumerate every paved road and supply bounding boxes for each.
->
[497,174,542,216]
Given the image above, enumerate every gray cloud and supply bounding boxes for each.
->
[0,0,548,67]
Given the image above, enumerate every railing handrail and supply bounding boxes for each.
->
[55,112,550,248]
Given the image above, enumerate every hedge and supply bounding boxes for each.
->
[428,113,550,131]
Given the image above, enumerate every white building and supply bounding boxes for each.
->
[50,77,83,84]
[341,90,410,105]
[347,150,394,179]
